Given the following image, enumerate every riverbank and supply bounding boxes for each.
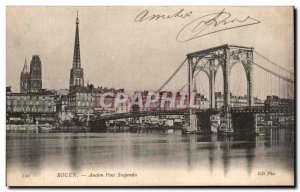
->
[6,124,89,133]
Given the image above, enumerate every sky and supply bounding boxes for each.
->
[6,7,294,98]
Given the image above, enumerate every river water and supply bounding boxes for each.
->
[6,128,294,186]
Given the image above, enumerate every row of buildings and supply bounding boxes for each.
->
[7,80,287,125]
[6,13,294,125]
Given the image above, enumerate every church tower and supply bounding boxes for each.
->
[69,12,84,92]
[20,58,30,93]
[29,55,42,93]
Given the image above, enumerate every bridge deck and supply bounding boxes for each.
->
[91,106,294,122]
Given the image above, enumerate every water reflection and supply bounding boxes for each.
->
[69,137,81,171]
[6,128,294,177]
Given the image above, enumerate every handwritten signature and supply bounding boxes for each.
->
[176,9,261,42]
[134,9,192,22]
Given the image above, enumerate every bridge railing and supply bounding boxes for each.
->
[230,105,294,113]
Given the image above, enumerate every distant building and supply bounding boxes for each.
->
[94,88,129,114]
[131,91,156,112]
[264,96,294,123]
[159,91,201,110]
[215,92,264,108]
[174,92,189,109]
[29,55,42,93]
[264,95,294,107]
[20,55,43,93]
[20,58,30,93]
[6,89,56,124]
[57,89,69,96]
[129,90,202,111]
[159,91,173,110]
[230,95,248,107]
[6,86,12,94]
[67,83,128,117]
[48,89,69,96]
[68,86,94,116]
[253,97,264,106]
[55,95,72,123]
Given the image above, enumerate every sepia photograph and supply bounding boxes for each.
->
[6,6,295,186]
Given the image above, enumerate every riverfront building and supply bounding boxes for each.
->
[68,86,95,116]
[264,95,294,123]
[6,89,56,124]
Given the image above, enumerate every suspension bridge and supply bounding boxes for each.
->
[90,44,294,134]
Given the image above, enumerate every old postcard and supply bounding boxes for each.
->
[6,6,295,186]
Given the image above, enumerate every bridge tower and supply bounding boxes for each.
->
[186,44,254,133]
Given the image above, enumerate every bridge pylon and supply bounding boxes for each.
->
[186,44,254,134]
[186,109,198,133]
[219,107,233,134]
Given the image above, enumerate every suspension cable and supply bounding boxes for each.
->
[252,61,294,83]
[254,50,294,75]
[157,58,187,92]
[176,60,209,93]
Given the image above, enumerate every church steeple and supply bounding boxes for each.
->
[69,11,84,92]
[73,11,81,69]
[20,58,30,93]
[76,11,79,24]
[22,58,28,73]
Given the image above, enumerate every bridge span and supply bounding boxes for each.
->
[89,105,294,133]
[90,44,294,134]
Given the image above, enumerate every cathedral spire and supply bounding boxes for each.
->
[20,57,30,93]
[76,10,79,24]
[22,58,28,73]
[69,11,84,92]
[73,11,81,69]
